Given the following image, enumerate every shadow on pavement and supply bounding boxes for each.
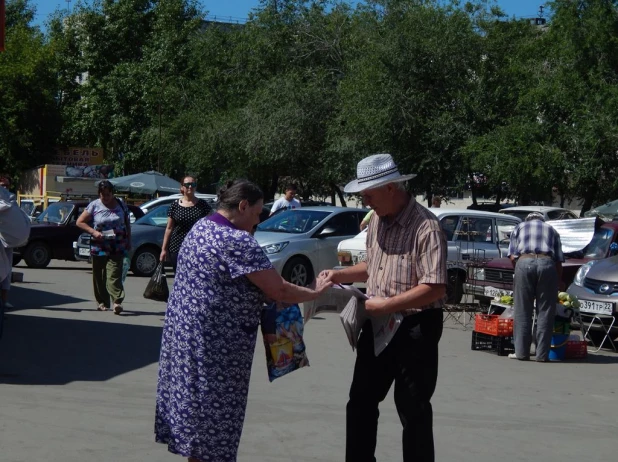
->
[17,265,91,271]
[0,314,162,385]
[577,352,618,364]
[10,285,90,311]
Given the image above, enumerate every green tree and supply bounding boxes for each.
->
[0,0,60,179]
[332,1,483,205]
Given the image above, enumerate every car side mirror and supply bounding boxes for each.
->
[318,227,337,238]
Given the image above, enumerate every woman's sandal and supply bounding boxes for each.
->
[113,304,123,315]
[97,304,108,311]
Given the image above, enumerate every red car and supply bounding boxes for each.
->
[464,220,618,305]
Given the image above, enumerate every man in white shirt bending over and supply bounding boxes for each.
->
[270,183,301,216]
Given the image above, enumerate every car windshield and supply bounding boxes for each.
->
[35,202,74,224]
[135,203,171,227]
[582,227,614,259]
[20,201,35,216]
[588,199,618,217]
[257,209,330,234]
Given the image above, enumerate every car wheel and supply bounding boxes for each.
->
[132,246,159,277]
[282,257,314,287]
[12,255,22,266]
[446,270,464,304]
[24,242,52,268]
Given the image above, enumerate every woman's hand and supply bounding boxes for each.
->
[318,269,337,284]
[160,249,167,262]
[313,274,333,296]
[91,230,103,240]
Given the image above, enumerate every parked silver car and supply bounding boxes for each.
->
[567,251,618,340]
[255,206,367,286]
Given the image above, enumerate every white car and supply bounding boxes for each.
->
[336,209,521,303]
[139,193,217,214]
[255,206,367,286]
[499,206,577,221]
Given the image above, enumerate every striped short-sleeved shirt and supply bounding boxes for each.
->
[365,196,447,314]
[508,220,565,262]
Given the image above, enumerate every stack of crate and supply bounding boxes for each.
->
[471,314,514,356]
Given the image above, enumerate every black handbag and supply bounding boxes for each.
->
[143,262,169,302]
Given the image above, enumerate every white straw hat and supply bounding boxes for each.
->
[344,153,417,193]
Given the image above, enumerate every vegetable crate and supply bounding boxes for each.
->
[471,331,515,357]
[565,340,588,359]
[474,314,514,337]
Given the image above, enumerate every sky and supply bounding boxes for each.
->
[30,1,548,29]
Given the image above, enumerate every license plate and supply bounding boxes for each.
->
[579,299,614,315]
[484,286,513,298]
[78,248,90,256]
[353,252,367,264]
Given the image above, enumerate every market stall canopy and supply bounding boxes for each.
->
[99,171,181,195]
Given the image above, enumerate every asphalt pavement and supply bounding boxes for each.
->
[1,260,617,462]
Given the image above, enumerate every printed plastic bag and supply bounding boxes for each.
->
[143,262,169,302]
[261,302,309,382]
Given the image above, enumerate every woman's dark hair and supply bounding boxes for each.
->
[97,180,114,194]
[218,179,263,211]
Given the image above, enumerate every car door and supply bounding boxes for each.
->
[59,205,87,259]
[452,215,500,260]
[314,211,365,271]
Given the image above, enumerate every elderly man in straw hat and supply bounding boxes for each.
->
[319,154,447,462]
[507,212,564,362]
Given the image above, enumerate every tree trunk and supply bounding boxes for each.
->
[579,195,595,217]
[331,183,347,207]
[268,173,279,202]
[471,187,478,206]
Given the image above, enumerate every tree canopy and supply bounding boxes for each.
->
[1,0,618,212]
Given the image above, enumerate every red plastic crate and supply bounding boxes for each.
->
[565,340,587,359]
[474,314,514,337]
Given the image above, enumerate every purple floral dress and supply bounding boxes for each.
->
[155,213,273,461]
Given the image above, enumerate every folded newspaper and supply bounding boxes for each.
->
[302,285,402,356]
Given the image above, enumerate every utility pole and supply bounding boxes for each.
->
[66,0,72,15]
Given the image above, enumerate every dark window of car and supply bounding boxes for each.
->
[135,204,172,227]
[36,202,74,224]
[321,212,363,237]
[496,219,517,244]
[257,210,330,234]
[440,215,460,241]
[449,216,493,243]
[547,210,577,220]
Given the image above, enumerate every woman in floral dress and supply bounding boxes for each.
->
[155,179,330,462]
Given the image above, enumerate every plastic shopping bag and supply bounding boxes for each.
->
[260,302,309,382]
[143,262,169,302]
[121,257,130,283]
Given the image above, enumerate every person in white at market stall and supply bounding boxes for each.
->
[269,183,301,215]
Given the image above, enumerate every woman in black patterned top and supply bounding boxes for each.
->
[160,176,212,271]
